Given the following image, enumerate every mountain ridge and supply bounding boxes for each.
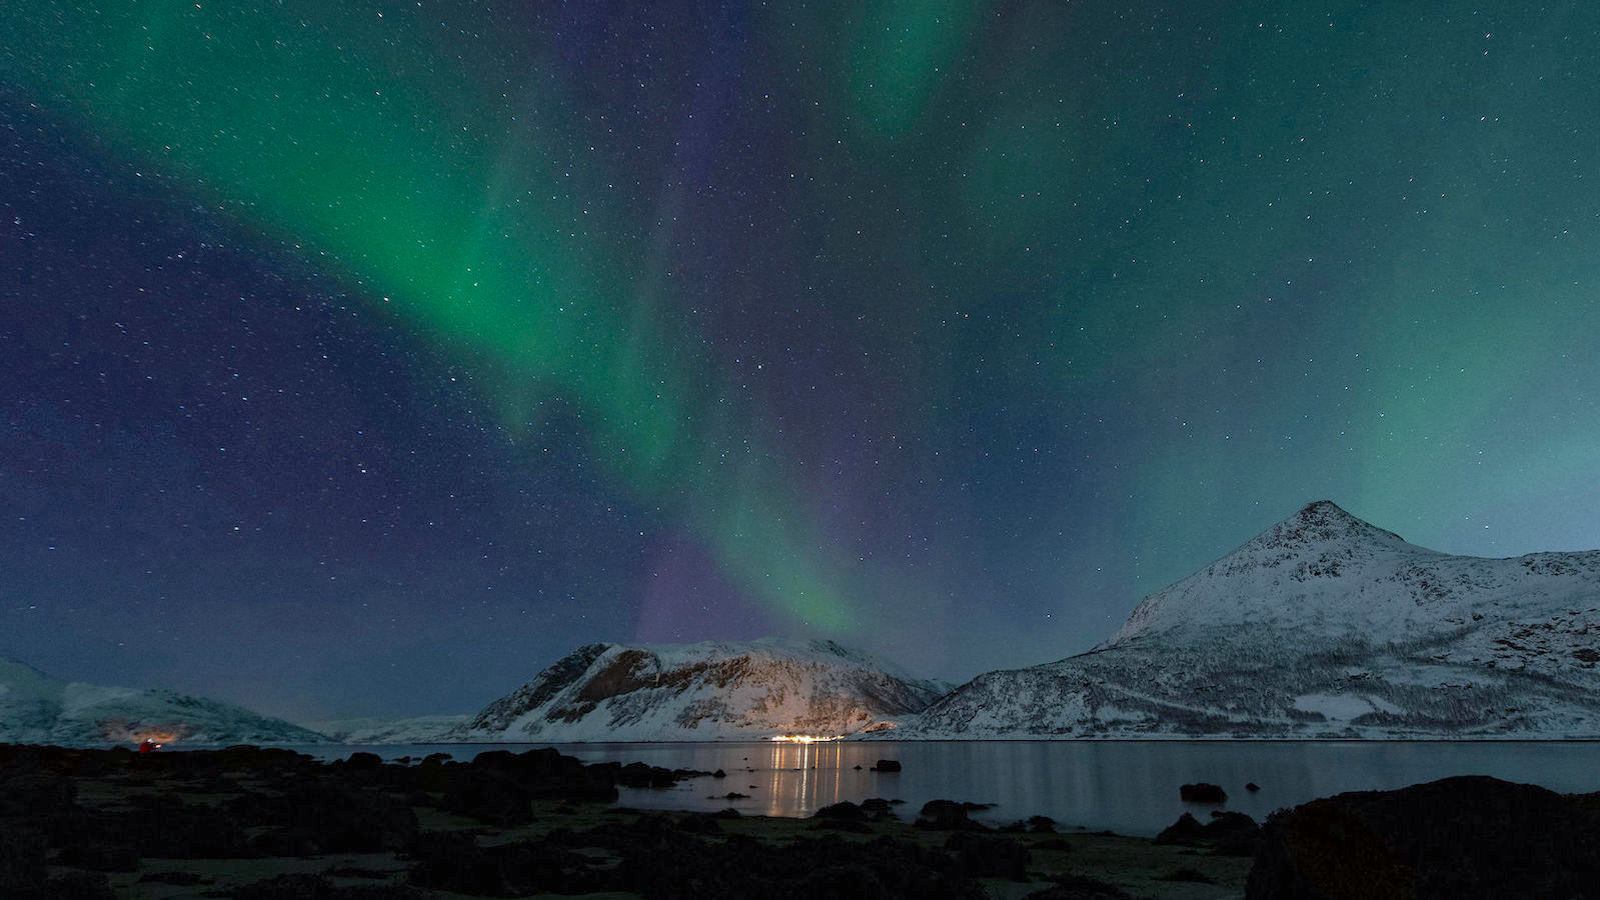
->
[882,501,1600,739]
[456,637,949,742]
[0,657,329,745]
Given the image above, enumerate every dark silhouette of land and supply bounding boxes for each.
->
[4,743,1594,898]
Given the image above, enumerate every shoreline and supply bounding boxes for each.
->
[1,742,1248,899]
[12,741,1597,898]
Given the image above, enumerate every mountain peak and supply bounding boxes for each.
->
[1244,500,1410,553]
[1105,501,1426,646]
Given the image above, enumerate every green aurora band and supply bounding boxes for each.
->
[0,1,863,631]
[6,0,1600,666]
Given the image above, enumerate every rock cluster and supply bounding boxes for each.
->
[0,743,1087,899]
[1246,775,1600,899]
[0,743,705,898]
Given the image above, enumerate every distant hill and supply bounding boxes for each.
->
[884,501,1600,739]
[301,714,471,744]
[456,638,949,741]
[0,657,328,746]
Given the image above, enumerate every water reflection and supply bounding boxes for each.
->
[300,740,1600,836]
[764,739,845,816]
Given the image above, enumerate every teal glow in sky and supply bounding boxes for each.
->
[2,0,1597,718]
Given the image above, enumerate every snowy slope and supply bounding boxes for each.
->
[456,638,949,742]
[303,715,472,744]
[0,657,329,745]
[887,501,1600,739]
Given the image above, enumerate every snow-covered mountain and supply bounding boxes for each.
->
[456,638,949,742]
[303,714,471,744]
[887,501,1600,739]
[0,657,328,746]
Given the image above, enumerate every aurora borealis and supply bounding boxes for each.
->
[3,1,1598,719]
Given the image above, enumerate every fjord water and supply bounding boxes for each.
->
[302,741,1600,837]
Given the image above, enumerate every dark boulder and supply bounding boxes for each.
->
[1155,812,1207,845]
[1246,781,1261,792]
[871,759,903,772]
[944,832,1031,880]
[264,782,419,855]
[1246,775,1600,899]
[120,793,254,858]
[1180,782,1228,804]
[1208,811,1264,857]
[442,770,534,827]
[916,800,991,831]
[861,797,898,820]
[617,761,678,788]
[343,752,384,769]
[814,801,869,821]
[1156,809,1259,854]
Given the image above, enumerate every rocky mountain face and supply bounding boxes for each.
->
[456,638,949,741]
[0,657,328,745]
[889,501,1600,738]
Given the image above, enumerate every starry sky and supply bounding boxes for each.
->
[3,1,1598,722]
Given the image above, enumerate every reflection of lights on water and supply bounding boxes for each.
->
[767,738,845,816]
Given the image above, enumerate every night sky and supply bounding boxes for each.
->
[3,1,1597,722]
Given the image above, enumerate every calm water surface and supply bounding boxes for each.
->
[297,741,1600,837]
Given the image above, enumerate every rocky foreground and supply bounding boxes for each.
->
[2,743,1597,899]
